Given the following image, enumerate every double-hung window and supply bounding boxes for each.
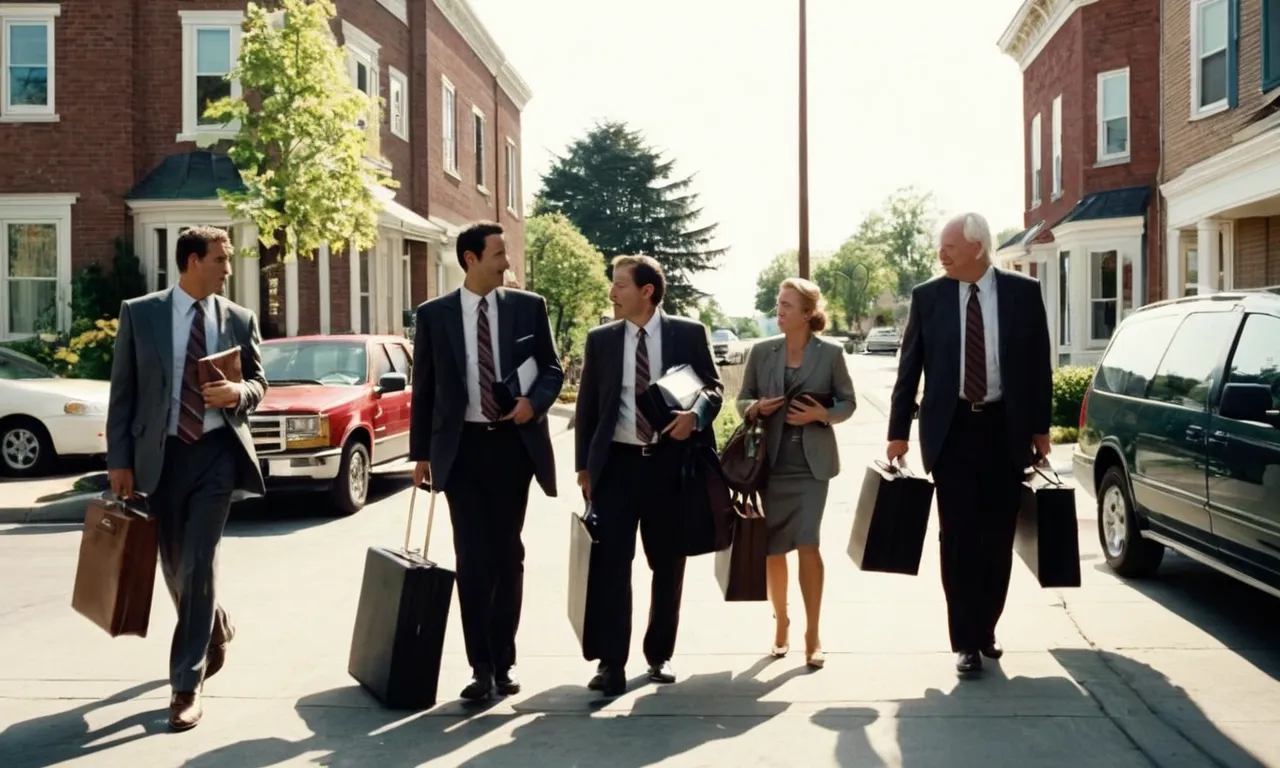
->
[1,3,59,121]
[1097,69,1130,162]
[179,11,243,142]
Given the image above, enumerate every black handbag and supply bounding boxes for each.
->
[638,364,707,435]
[1014,466,1082,588]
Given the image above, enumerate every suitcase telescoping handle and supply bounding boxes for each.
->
[401,483,438,560]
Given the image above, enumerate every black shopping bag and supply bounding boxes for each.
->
[1014,466,1082,588]
[847,461,934,575]
[567,504,606,659]
[679,443,734,557]
[714,499,769,601]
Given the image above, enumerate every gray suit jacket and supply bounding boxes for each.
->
[409,287,565,496]
[735,335,857,482]
[106,288,268,498]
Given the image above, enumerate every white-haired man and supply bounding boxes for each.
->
[886,212,1052,675]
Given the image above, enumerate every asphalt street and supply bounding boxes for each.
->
[1,351,1277,767]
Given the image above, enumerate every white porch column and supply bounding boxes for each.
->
[1196,219,1218,295]
[285,251,299,337]
[166,226,180,287]
[349,244,362,333]
[1166,227,1181,299]
[1131,239,1145,311]
[318,243,331,335]
[234,224,260,315]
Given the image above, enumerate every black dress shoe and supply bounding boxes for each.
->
[647,661,676,684]
[460,672,497,702]
[955,651,983,674]
[496,668,521,695]
[981,640,1003,660]
[588,665,626,696]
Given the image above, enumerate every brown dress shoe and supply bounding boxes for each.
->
[168,691,202,731]
[205,622,235,681]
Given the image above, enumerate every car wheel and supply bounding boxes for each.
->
[331,440,371,516]
[1097,465,1164,577]
[1,417,55,478]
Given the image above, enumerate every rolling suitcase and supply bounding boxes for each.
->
[348,484,455,709]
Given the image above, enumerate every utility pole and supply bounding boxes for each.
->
[798,0,810,279]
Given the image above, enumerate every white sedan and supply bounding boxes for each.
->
[0,347,109,477]
[864,326,902,354]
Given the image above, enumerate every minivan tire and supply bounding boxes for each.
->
[1097,465,1164,577]
[331,440,371,516]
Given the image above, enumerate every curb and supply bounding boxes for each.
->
[0,491,97,524]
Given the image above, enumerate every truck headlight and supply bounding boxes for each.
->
[64,400,106,416]
[285,415,329,449]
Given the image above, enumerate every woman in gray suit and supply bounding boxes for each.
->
[736,277,856,669]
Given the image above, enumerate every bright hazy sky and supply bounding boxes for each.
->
[469,0,1029,316]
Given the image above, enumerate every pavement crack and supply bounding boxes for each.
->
[1056,593,1231,768]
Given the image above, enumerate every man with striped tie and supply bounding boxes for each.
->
[410,222,564,702]
[574,255,723,697]
[106,225,268,730]
[886,212,1053,676]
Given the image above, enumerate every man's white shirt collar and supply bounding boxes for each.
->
[626,311,662,339]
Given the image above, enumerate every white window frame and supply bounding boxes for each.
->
[442,76,459,178]
[473,106,488,193]
[505,138,520,215]
[1097,69,1131,163]
[1051,95,1062,197]
[0,193,75,340]
[1191,0,1230,118]
[388,66,408,141]
[1,3,59,122]
[1030,113,1042,209]
[178,10,243,144]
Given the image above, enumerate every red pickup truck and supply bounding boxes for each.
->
[251,334,414,514]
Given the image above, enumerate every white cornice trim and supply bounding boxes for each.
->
[0,193,78,208]
[432,0,532,110]
[342,20,380,56]
[375,0,407,25]
[997,0,1100,72]
[1052,215,1145,240]
[0,3,61,17]
[1161,126,1280,227]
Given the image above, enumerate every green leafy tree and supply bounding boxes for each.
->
[698,297,729,331]
[205,0,394,262]
[533,121,726,314]
[730,317,761,338]
[859,187,939,297]
[814,238,897,331]
[525,213,610,357]
[754,250,798,316]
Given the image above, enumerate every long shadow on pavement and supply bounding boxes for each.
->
[0,679,170,768]
[225,476,415,538]
[451,657,811,767]
[1091,555,1280,682]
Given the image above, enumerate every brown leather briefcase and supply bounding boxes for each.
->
[71,497,159,638]
[198,348,243,384]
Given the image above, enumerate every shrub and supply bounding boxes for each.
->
[1049,426,1079,444]
[1052,365,1095,429]
[714,406,742,452]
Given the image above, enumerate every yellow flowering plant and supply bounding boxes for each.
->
[53,318,119,380]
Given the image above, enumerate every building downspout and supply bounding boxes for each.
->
[494,75,501,223]
[1155,0,1166,303]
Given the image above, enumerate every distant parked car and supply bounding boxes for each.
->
[1074,291,1280,599]
[712,329,749,365]
[252,335,412,515]
[0,347,108,477]
[864,326,901,354]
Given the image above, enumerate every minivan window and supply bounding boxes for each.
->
[1094,314,1181,398]
[1224,313,1280,410]
[1147,312,1240,411]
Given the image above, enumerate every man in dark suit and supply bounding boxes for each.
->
[574,255,723,696]
[410,221,564,702]
[106,226,268,731]
[886,212,1052,675]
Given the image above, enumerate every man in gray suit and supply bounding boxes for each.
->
[887,212,1052,675]
[410,221,564,702]
[106,226,267,730]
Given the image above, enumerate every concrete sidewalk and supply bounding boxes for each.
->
[1,403,1276,766]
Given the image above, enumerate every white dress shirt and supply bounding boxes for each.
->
[957,266,1003,402]
[460,286,502,423]
[614,312,663,445]
[168,287,226,436]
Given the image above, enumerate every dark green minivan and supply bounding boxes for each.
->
[1074,291,1280,598]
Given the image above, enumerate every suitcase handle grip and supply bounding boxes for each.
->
[97,492,152,519]
[1027,464,1065,486]
[402,484,438,559]
[875,459,916,478]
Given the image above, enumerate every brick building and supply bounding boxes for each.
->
[1160,0,1280,297]
[996,0,1162,367]
[0,0,530,341]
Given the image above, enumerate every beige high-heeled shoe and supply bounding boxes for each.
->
[771,617,790,658]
